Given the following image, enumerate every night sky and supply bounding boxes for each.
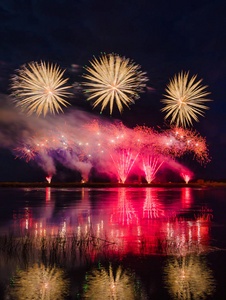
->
[0,0,225,181]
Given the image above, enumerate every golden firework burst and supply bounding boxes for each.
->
[161,71,211,127]
[10,61,71,117]
[82,53,148,114]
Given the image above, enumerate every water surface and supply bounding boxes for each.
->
[0,187,226,299]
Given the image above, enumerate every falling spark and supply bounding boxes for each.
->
[10,61,71,116]
[161,71,211,127]
[82,53,148,114]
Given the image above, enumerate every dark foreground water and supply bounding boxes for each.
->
[0,187,226,299]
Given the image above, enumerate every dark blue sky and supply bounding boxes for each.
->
[0,0,225,181]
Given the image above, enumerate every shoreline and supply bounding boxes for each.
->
[0,182,226,188]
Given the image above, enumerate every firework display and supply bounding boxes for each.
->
[10,61,71,116]
[161,126,210,164]
[8,53,213,183]
[0,12,219,300]
[46,176,52,184]
[13,121,209,183]
[161,71,211,127]
[82,53,148,114]
[181,173,191,184]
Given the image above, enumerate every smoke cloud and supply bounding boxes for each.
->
[0,94,199,183]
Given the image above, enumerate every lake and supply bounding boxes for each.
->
[0,187,226,299]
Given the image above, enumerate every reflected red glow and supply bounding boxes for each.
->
[143,189,164,219]
[181,187,193,209]
[46,187,51,202]
[110,189,138,225]
[10,188,212,257]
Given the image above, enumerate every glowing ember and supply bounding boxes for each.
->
[46,176,52,184]
[181,173,191,184]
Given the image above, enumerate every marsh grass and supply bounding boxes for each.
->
[0,228,217,269]
[0,231,118,268]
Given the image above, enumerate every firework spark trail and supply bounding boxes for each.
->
[102,123,141,183]
[181,173,191,184]
[161,71,211,127]
[110,150,139,183]
[142,156,164,184]
[82,53,148,114]
[10,61,71,116]
[14,143,37,162]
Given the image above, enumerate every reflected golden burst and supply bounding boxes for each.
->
[161,71,211,127]
[164,255,215,300]
[83,265,147,299]
[82,53,148,114]
[11,61,71,117]
[9,264,69,300]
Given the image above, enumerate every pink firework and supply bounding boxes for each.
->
[14,143,37,162]
[163,126,210,163]
[46,175,52,184]
[181,173,191,184]
[101,122,140,183]
[142,155,164,184]
[110,149,139,183]
[134,126,164,183]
